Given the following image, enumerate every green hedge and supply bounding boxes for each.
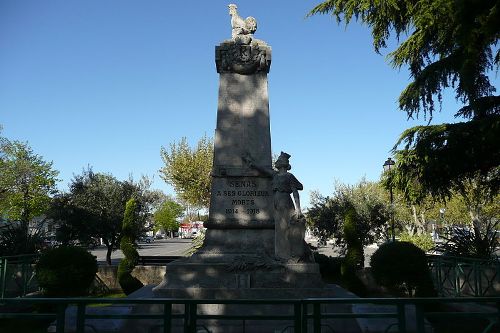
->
[370,241,435,297]
[399,232,434,252]
[36,246,97,297]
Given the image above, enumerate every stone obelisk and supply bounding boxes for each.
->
[201,6,274,258]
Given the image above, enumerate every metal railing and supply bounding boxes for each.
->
[0,297,499,333]
[427,255,500,297]
[0,254,38,298]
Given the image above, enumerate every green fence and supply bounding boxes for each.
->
[0,297,499,333]
[427,255,500,297]
[0,254,38,298]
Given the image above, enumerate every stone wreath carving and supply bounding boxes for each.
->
[216,42,271,74]
[226,255,282,272]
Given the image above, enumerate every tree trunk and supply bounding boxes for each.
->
[106,245,113,265]
[419,212,427,234]
[469,210,481,236]
[411,205,418,235]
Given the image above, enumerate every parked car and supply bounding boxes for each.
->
[138,236,154,243]
[155,234,164,239]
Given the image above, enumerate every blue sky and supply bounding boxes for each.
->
[0,1,479,207]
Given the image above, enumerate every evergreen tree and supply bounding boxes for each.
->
[310,0,500,201]
[118,198,143,295]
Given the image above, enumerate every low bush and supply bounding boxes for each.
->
[36,246,97,297]
[314,252,342,283]
[370,241,435,297]
[399,232,434,252]
[314,252,367,296]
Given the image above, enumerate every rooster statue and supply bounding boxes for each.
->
[228,4,257,44]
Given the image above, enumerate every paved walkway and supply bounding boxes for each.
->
[91,238,192,265]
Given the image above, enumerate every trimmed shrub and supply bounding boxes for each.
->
[399,232,435,252]
[36,246,97,297]
[339,206,368,296]
[118,198,143,295]
[341,206,364,274]
[370,241,435,297]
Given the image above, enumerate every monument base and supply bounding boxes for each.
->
[154,226,323,293]
[153,261,323,291]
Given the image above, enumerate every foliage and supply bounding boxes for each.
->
[0,134,59,255]
[0,222,45,256]
[310,0,500,201]
[49,194,95,247]
[0,138,59,224]
[342,206,364,271]
[159,135,213,208]
[36,246,97,297]
[436,218,499,259]
[370,241,435,297]
[153,200,184,233]
[49,168,151,265]
[306,192,342,242]
[118,198,143,295]
[313,252,342,283]
[383,170,500,234]
[307,179,390,250]
[399,232,435,252]
[392,124,500,204]
[184,229,205,256]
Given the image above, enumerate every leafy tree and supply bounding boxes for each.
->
[49,194,95,246]
[310,0,500,203]
[153,200,184,236]
[159,135,213,209]
[0,139,59,225]
[306,191,343,243]
[307,179,389,250]
[50,169,148,265]
[382,174,437,236]
[0,133,59,254]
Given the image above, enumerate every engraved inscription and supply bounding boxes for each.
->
[219,179,270,216]
[209,176,273,223]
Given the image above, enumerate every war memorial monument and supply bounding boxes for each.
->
[153,4,324,298]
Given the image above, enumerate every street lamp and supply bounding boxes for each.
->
[383,158,396,242]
